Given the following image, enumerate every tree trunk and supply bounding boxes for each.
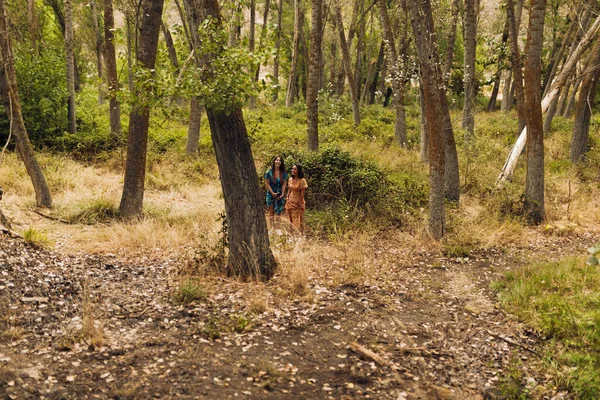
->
[119,0,165,218]
[507,0,526,133]
[64,0,76,134]
[286,0,302,107]
[90,0,104,105]
[523,0,546,224]
[563,67,583,118]
[487,73,501,111]
[0,0,52,208]
[306,0,322,151]
[570,37,600,162]
[161,20,180,73]
[353,0,365,103]
[27,0,39,51]
[368,42,384,104]
[443,0,460,84]
[174,0,192,48]
[251,0,271,107]
[555,77,570,115]
[201,0,276,280]
[419,85,429,163]
[377,0,407,146]
[126,17,133,92]
[186,98,201,155]
[272,0,283,101]
[462,0,476,137]
[500,70,512,111]
[104,0,122,144]
[408,0,446,239]
[248,0,257,109]
[334,1,360,126]
[45,0,81,90]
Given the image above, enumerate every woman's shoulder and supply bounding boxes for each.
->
[301,178,308,188]
[264,169,272,179]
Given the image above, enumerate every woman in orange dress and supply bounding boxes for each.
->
[285,164,308,233]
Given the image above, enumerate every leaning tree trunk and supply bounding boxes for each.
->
[563,66,584,118]
[200,0,276,280]
[408,0,446,239]
[64,0,76,134]
[104,0,122,143]
[523,0,546,224]
[462,0,476,138]
[119,0,165,218]
[286,0,302,107]
[0,0,52,208]
[570,36,600,162]
[306,0,322,151]
[334,1,360,126]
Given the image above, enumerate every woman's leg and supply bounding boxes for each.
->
[266,205,275,229]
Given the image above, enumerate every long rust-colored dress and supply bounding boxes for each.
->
[285,177,308,232]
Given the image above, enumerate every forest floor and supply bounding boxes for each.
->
[2,201,598,399]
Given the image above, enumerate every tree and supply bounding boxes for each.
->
[90,0,104,105]
[442,0,460,83]
[570,36,600,162]
[333,0,360,126]
[272,0,283,101]
[64,0,76,134]
[0,0,52,208]
[306,0,322,151]
[507,0,526,133]
[286,0,302,106]
[523,0,546,224]
[462,0,476,137]
[408,0,446,239]
[104,0,122,143]
[119,0,165,218]
[197,0,277,279]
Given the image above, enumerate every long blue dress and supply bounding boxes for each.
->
[265,169,288,215]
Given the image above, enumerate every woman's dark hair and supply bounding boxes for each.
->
[271,155,286,175]
[293,164,305,179]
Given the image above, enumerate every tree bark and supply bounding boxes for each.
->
[0,0,52,208]
[408,0,446,239]
[200,0,277,279]
[161,20,180,74]
[368,41,384,104]
[27,0,39,52]
[306,0,322,151]
[64,0,76,134]
[523,0,546,224]
[45,0,81,90]
[286,0,302,107]
[507,0,526,133]
[570,36,600,162]
[272,0,283,101]
[563,67,583,117]
[462,0,476,137]
[119,0,165,218]
[104,0,122,143]
[248,0,257,109]
[419,85,429,163]
[186,98,201,154]
[90,0,104,105]
[443,0,460,84]
[334,1,360,125]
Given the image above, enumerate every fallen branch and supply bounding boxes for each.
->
[349,342,391,366]
[0,226,22,238]
[292,347,320,363]
[30,209,72,224]
[486,330,541,357]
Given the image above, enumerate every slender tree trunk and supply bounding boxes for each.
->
[248,0,257,109]
[126,18,133,92]
[462,0,476,137]
[161,20,180,73]
[27,0,39,51]
[45,0,81,90]
[0,0,52,208]
[64,0,76,134]
[368,42,384,104]
[507,0,526,133]
[487,73,501,111]
[286,0,301,107]
[523,0,546,224]
[200,0,276,279]
[377,0,407,145]
[570,37,600,162]
[174,0,192,47]
[186,98,201,155]
[443,0,460,83]
[500,70,512,111]
[104,0,122,143]
[272,0,283,101]
[90,0,104,105]
[408,0,447,239]
[563,68,583,117]
[306,0,322,151]
[334,1,360,126]
[419,85,429,162]
[119,0,165,218]
[353,0,365,103]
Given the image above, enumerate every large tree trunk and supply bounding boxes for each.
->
[377,0,407,146]
[200,0,276,279]
[64,0,76,134]
[462,0,476,137]
[306,0,322,151]
[0,0,52,208]
[104,0,122,143]
[408,0,446,240]
[272,0,283,101]
[570,37,600,162]
[119,0,164,218]
[334,1,360,126]
[523,0,546,224]
[286,0,302,107]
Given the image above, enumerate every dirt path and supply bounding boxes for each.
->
[1,232,593,399]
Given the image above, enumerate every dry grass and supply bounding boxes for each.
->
[81,282,105,348]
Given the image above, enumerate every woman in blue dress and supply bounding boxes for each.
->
[264,155,288,227]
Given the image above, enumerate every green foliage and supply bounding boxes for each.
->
[174,278,207,304]
[22,227,50,247]
[494,257,600,398]
[586,244,600,266]
[68,198,119,224]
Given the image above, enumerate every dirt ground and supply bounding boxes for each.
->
[1,220,596,399]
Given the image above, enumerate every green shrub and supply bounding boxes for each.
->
[68,198,120,224]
